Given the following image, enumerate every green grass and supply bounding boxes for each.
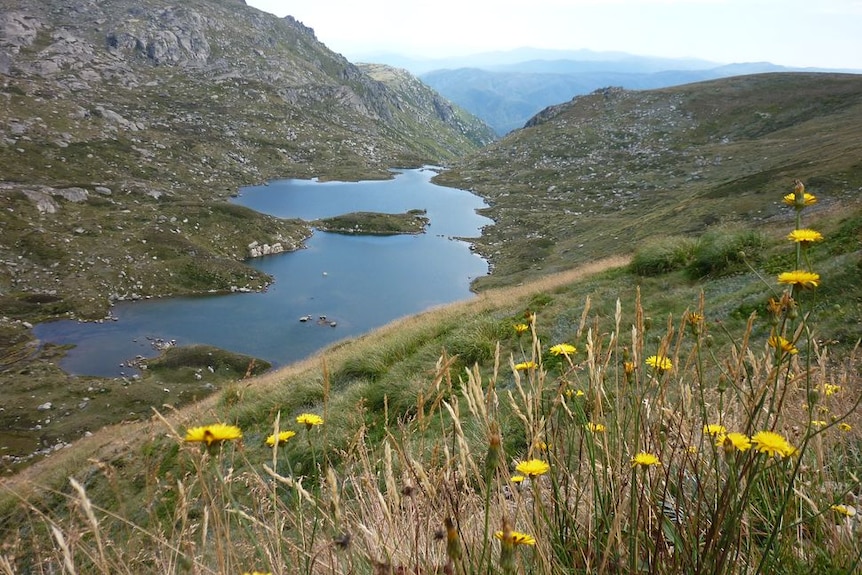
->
[3,215,860,572]
[313,210,429,235]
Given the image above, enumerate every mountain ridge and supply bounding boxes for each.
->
[416,53,861,134]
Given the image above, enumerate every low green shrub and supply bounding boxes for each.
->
[630,235,698,276]
[686,226,765,279]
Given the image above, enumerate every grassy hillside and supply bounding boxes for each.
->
[1,180,860,571]
[436,73,862,290]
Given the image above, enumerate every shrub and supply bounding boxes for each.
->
[630,235,698,276]
[686,225,765,278]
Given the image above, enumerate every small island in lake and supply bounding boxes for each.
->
[312,209,429,235]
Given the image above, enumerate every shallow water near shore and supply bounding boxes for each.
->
[33,168,492,377]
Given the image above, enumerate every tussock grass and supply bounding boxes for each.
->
[630,236,698,276]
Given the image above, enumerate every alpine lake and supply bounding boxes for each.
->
[33,167,492,378]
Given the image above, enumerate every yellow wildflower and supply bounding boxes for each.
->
[787,229,824,244]
[645,355,673,372]
[494,530,536,546]
[768,335,798,355]
[824,384,841,396]
[514,360,537,371]
[838,423,852,432]
[265,430,296,446]
[515,459,550,477]
[703,424,727,436]
[549,343,577,356]
[510,475,526,484]
[296,413,324,429]
[751,430,796,458]
[782,191,817,208]
[778,270,820,289]
[719,432,752,452]
[586,422,606,433]
[184,423,242,446]
[513,323,529,335]
[631,452,661,468]
[811,420,828,428]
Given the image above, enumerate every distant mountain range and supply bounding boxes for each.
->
[356,48,861,135]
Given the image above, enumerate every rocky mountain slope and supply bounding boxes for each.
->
[436,73,862,288]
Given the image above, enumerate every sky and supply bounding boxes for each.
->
[244,0,862,70]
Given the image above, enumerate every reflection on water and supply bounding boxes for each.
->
[33,168,491,376]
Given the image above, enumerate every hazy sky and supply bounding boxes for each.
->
[244,0,862,70]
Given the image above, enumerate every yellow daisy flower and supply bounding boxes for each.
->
[513,323,529,335]
[703,424,727,436]
[645,355,673,372]
[296,413,324,429]
[824,384,841,396]
[838,423,852,432]
[494,530,536,546]
[778,270,820,289]
[265,430,296,446]
[515,459,550,477]
[184,423,242,446]
[783,191,817,208]
[510,475,526,484]
[768,335,798,355]
[514,360,537,371]
[716,432,752,452]
[549,343,577,356]
[586,422,606,433]
[631,452,661,468]
[751,430,795,458]
[787,229,824,244]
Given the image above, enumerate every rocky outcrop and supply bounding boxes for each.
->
[247,240,284,258]
[106,6,211,66]
[21,186,90,214]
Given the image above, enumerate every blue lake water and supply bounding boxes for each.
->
[33,168,492,377]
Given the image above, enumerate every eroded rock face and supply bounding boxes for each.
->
[106,7,211,66]
[0,11,43,54]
